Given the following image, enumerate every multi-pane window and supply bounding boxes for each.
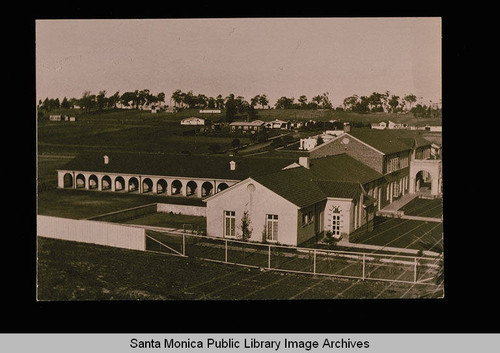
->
[387,157,399,173]
[224,211,236,237]
[393,180,401,198]
[266,214,279,241]
[400,155,409,168]
[332,211,341,237]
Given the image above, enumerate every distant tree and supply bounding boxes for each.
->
[250,95,261,108]
[320,92,333,109]
[404,94,417,111]
[343,95,359,111]
[231,138,241,149]
[224,94,237,122]
[171,89,183,108]
[96,90,107,112]
[240,210,253,258]
[368,92,384,112]
[258,94,269,109]
[298,95,308,108]
[388,95,401,113]
[157,92,165,104]
[216,94,225,109]
[108,91,120,109]
[311,95,323,107]
[275,96,294,109]
[120,91,136,108]
[79,91,95,112]
[61,97,70,109]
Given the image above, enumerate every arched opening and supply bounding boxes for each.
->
[63,173,73,188]
[115,176,125,191]
[102,175,112,191]
[171,180,183,195]
[142,178,153,193]
[75,174,86,189]
[128,177,139,192]
[415,170,432,194]
[201,182,214,197]
[186,181,198,197]
[217,182,229,192]
[157,179,167,194]
[88,175,98,190]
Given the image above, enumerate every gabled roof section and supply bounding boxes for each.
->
[252,167,327,208]
[59,152,297,180]
[307,153,384,184]
[348,128,432,154]
[314,180,362,200]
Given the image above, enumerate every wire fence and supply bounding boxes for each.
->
[145,229,441,285]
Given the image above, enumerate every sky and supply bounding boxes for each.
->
[35,18,442,108]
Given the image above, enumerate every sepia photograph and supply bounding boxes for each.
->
[35,17,443,301]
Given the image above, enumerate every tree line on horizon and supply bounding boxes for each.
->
[37,89,441,119]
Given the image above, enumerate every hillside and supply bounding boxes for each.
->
[38,107,442,126]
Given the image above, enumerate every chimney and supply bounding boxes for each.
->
[229,160,236,170]
[343,122,351,132]
[298,156,310,169]
[104,155,109,165]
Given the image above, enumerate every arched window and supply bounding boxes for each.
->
[115,176,125,191]
[63,173,73,188]
[75,174,86,189]
[157,179,167,194]
[128,177,139,192]
[102,175,111,190]
[142,178,153,193]
[201,182,214,197]
[186,181,198,196]
[217,182,229,192]
[89,175,98,190]
[171,180,182,195]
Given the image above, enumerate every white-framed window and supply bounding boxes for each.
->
[331,209,341,237]
[266,214,279,242]
[393,180,401,198]
[224,210,236,238]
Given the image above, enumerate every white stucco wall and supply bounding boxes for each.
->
[323,198,354,240]
[205,179,300,246]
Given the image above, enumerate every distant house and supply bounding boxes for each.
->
[371,121,387,130]
[229,120,265,133]
[425,125,442,132]
[265,119,290,130]
[49,115,61,121]
[199,109,221,114]
[289,120,304,129]
[180,117,205,126]
[299,130,345,151]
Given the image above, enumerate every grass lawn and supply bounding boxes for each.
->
[400,198,443,218]
[37,188,204,220]
[36,237,443,300]
[123,212,206,231]
[353,217,443,252]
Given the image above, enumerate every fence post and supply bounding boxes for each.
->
[313,250,316,275]
[268,245,271,269]
[225,239,228,263]
[182,233,186,256]
[362,253,366,280]
[414,257,418,283]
